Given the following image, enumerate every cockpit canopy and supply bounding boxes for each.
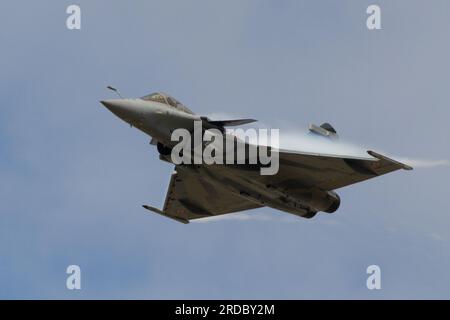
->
[140,92,194,114]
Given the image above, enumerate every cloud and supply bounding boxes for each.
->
[192,212,274,223]
[191,211,343,225]
[394,158,450,168]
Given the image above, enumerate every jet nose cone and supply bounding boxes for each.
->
[100,98,139,122]
[100,99,123,111]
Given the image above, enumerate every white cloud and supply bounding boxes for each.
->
[394,158,450,168]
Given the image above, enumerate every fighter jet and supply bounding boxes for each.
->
[100,89,412,224]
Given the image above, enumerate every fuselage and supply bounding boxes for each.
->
[101,98,200,146]
[101,95,338,218]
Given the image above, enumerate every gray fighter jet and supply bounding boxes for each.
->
[101,90,412,224]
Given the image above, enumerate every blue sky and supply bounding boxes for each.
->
[1,0,450,299]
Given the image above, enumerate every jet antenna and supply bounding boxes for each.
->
[107,86,124,99]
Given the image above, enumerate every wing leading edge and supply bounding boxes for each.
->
[143,168,262,224]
